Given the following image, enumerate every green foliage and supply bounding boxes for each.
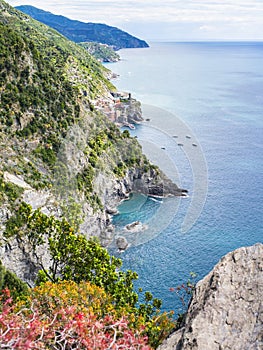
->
[76,124,135,208]
[0,21,79,151]
[76,165,95,194]
[60,197,84,231]
[4,203,138,308]
[0,2,153,212]
[0,2,114,161]
[122,129,130,138]
[18,160,50,190]
[113,161,126,177]
[0,261,29,301]
[33,145,57,167]
[0,173,24,205]
[109,135,154,178]
[3,202,175,347]
[87,193,103,211]
[4,201,40,239]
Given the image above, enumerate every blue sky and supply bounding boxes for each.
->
[6,0,263,41]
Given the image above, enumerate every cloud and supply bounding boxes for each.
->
[6,0,263,40]
[199,25,214,32]
[6,0,263,22]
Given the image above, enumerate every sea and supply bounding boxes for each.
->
[104,42,263,314]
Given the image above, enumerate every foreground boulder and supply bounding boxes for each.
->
[159,243,263,350]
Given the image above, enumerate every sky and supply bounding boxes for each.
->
[6,0,263,42]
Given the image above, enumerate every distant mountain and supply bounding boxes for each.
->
[16,5,149,50]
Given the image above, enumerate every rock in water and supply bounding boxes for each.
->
[159,243,263,350]
[125,221,148,232]
[116,236,128,251]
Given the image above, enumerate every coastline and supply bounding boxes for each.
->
[106,42,263,314]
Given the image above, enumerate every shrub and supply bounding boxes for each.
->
[4,203,175,347]
[0,261,29,301]
[0,284,152,349]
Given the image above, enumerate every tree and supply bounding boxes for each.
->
[5,203,138,308]
[4,203,175,348]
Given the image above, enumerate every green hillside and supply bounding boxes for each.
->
[0,0,174,239]
[0,2,177,348]
[0,1,114,136]
[0,0,152,213]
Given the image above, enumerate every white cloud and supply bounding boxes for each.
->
[5,0,263,40]
[199,25,214,32]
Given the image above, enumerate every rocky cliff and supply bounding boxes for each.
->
[158,243,263,350]
[0,0,184,286]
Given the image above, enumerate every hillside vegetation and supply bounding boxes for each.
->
[0,0,151,207]
[0,1,178,347]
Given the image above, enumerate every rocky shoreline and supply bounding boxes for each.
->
[90,160,187,247]
[0,164,186,285]
[0,97,187,285]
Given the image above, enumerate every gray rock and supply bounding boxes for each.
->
[125,221,148,232]
[0,236,51,287]
[106,207,118,215]
[114,99,144,126]
[116,236,128,251]
[158,243,263,350]
[4,172,32,189]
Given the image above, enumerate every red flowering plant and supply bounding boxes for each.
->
[0,282,152,349]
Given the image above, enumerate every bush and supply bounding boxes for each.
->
[4,203,175,347]
[0,174,24,204]
[0,261,29,301]
[0,283,152,349]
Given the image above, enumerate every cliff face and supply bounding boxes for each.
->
[158,243,263,350]
[0,0,184,286]
[0,155,183,287]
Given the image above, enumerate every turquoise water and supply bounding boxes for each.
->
[106,42,263,314]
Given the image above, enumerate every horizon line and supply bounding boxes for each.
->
[147,40,263,44]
